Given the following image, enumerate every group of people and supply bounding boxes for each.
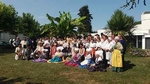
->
[13,33,126,72]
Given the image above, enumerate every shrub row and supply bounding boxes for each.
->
[127,48,150,57]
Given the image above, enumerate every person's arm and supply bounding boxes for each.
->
[12,41,16,47]
[81,48,85,56]
[15,48,18,54]
[117,42,123,50]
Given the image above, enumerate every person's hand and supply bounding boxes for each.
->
[18,53,22,56]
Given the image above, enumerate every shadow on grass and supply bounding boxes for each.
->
[124,61,136,71]
[0,77,46,84]
[0,77,25,84]
[0,49,15,56]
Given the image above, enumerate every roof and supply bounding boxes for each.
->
[142,11,150,14]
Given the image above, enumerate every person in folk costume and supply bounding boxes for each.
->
[111,36,123,72]
[64,48,80,67]
[78,48,92,68]
[32,46,48,62]
[96,34,100,40]
[96,37,102,49]
[87,34,92,42]
[47,47,63,63]
[90,39,96,46]
[50,40,58,58]
[100,33,105,43]
[38,38,44,45]
[97,43,107,71]
[100,34,109,69]
[24,45,33,60]
[118,35,126,70]
[108,35,117,67]
[78,43,85,62]
[57,37,64,46]
[20,37,28,59]
[85,40,90,49]
[93,35,98,42]
[104,37,114,68]
[87,50,106,72]
[77,39,82,48]
[13,37,21,47]
[33,41,47,59]
[43,37,50,59]
[15,44,23,60]
[71,38,77,57]
[90,43,96,62]
[62,42,72,62]
[111,34,116,46]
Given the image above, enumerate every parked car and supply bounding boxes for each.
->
[0,41,12,49]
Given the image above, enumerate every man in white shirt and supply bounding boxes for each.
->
[15,44,23,60]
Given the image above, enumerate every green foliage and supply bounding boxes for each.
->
[0,1,18,33]
[18,13,40,38]
[41,11,86,37]
[78,5,93,33]
[122,0,146,9]
[107,9,136,36]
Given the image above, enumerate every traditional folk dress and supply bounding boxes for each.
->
[78,48,93,68]
[64,48,80,67]
[48,47,64,63]
[111,41,123,72]
[50,44,57,58]
[78,53,92,68]
[87,50,106,72]
[79,47,85,62]
[15,46,23,60]
[32,44,48,62]
[105,40,114,64]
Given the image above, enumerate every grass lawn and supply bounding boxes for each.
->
[0,49,150,84]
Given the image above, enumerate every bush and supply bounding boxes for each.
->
[127,48,150,57]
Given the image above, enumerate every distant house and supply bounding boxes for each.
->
[132,11,150,49]
[0,32,24,42]
[91,11,150,49]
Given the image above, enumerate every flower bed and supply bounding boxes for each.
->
[127,48,150,57]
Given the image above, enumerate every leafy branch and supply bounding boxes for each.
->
[121,0,146,10]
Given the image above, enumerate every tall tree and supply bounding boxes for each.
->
[122,0,147,9]
[41,11,86,37]
[78,5,93,34]
[106,9,136,36]
[19,12,40,38]
[0,1,18,33]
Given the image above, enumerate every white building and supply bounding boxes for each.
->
[0,32,24,42]
[132,11,150,49]
[91,11,150,49]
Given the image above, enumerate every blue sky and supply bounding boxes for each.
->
[2,0,150,31]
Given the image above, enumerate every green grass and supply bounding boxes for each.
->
[0,49,150,84]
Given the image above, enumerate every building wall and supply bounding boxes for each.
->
[141,13,150,29]
[0,32,24,42]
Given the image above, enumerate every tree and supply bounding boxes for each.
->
[106,9,136,36]
[19,12,40,38]
[122,0,146,9]
[78,5,93,34]
[0,1,18,33]
[41,11,86,37]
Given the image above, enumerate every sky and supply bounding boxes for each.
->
[1,0,150,31]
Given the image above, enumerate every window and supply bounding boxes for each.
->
[138,36,142,48]
[145,38,150,49]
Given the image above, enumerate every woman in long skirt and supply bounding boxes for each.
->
[111,36,123,72]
